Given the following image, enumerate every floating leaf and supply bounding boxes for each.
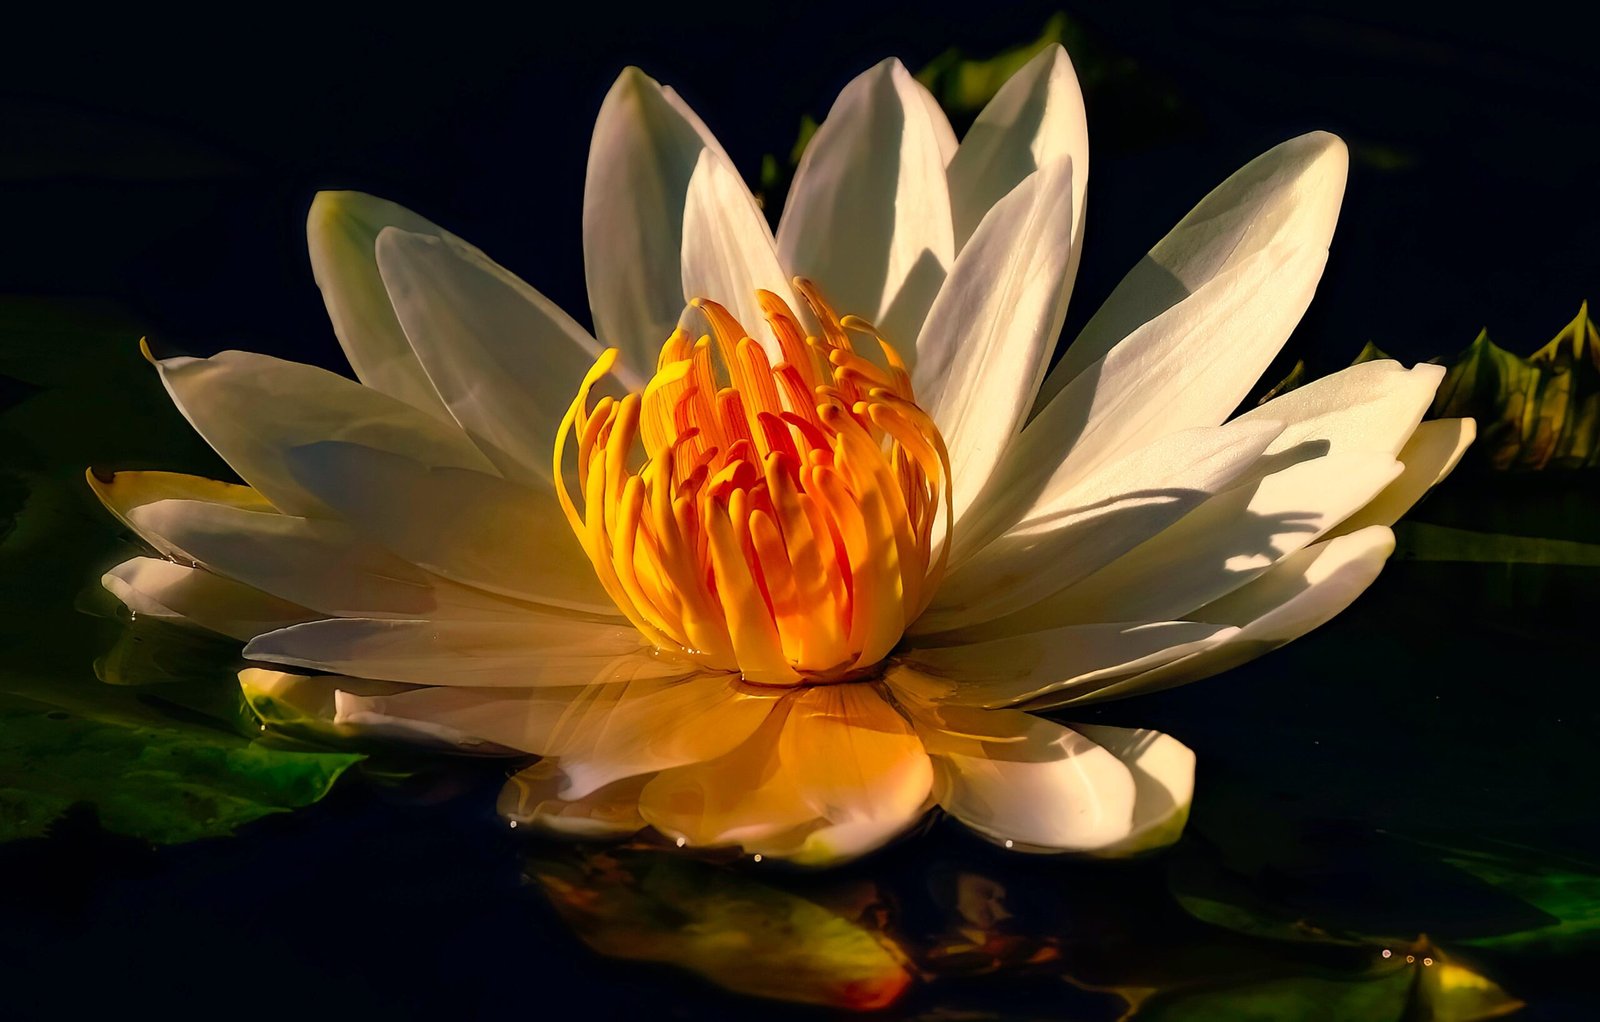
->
[0,695,360,844]
[1427,841,1600,955]
[528,849,913,1010]
[1135,945,1521,1022]
[0,300,363,844]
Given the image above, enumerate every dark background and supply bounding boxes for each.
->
[2,3,1598,1019]
[4,1,1597,377]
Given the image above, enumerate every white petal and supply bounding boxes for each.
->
[306,191,454,420]
[679,150,799,359]
[1036,131,1347,409]
[123,498,515,620]
[947,44,1088,259]
[235,668,497,752]
[102,557,315,640]
[776,58,955,347]
[244,616,675,687]
[889,620,1237,709]
[976,241,1326,544]
[1235,360,1447,461]
[285,441,614,615]
[341,673,777,799]
[914,159,1076,528]
[1045,525,1396,706]
[1068,724,1196,856]
[908,701,1139,853]
[980,451,1401,633]
[1331,418,1475,536]
[373,227,621,487]
[499,761,649,838]
[87,469,277,555]
[150,347,496,518]
[584,68,726,376]
[924,419,1283,630]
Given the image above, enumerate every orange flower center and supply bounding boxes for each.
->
[554,281,951,686]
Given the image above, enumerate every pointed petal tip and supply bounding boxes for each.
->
[307,189,380,236]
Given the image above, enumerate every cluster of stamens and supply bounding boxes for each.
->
[554,281,951,686]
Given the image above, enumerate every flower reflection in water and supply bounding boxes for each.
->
[526,841,1522,1018]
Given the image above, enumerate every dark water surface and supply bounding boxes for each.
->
[3,3,1598,1018]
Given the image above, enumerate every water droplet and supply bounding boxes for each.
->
[752,853,763,863]
[1423,957,1433,966]
[1406,955,1415,963]
[1382,949,1392,958]
[675,837,686,847]
[1004,839,1014,848]
[508,820,518,829]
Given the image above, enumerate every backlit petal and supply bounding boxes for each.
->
[244,617,675,687]
[123,498,518,620]
[585,67,727,375]
[1036,131,1347,409]
[915,159,1076,529]
[947,44,1087,257]
[374,226,620,487]
[286,441,614,615]
[777,685,933,832]
[1041,525,1396,706]
[986,451,1399,631]
[889,620,1236,709]
[150,346,496,518]
[306,190,454,420]
[924,419,1283,630]
[338,673,776,800]
[638,702,820,847]
[679,150,799,359]
[973,241,1326,546]
[102,557,315,641]
[777,58,955,347]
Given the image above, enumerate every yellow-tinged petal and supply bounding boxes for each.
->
[778,685,933,831]
[638,700,820,847]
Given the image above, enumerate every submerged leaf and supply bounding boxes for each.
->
[528,849,913,1010]
[1136,945,1520,1022]
[1432,842,1600,955]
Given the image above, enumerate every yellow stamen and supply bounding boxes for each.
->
[554,281,952,686]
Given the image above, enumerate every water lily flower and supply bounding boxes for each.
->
[92,47,1472,866]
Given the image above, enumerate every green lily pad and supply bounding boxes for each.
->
[0,695,359,844]
[1135,950,1521,1022]
[0,299,362,845]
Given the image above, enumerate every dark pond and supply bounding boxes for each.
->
[2,3,1597,1018]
